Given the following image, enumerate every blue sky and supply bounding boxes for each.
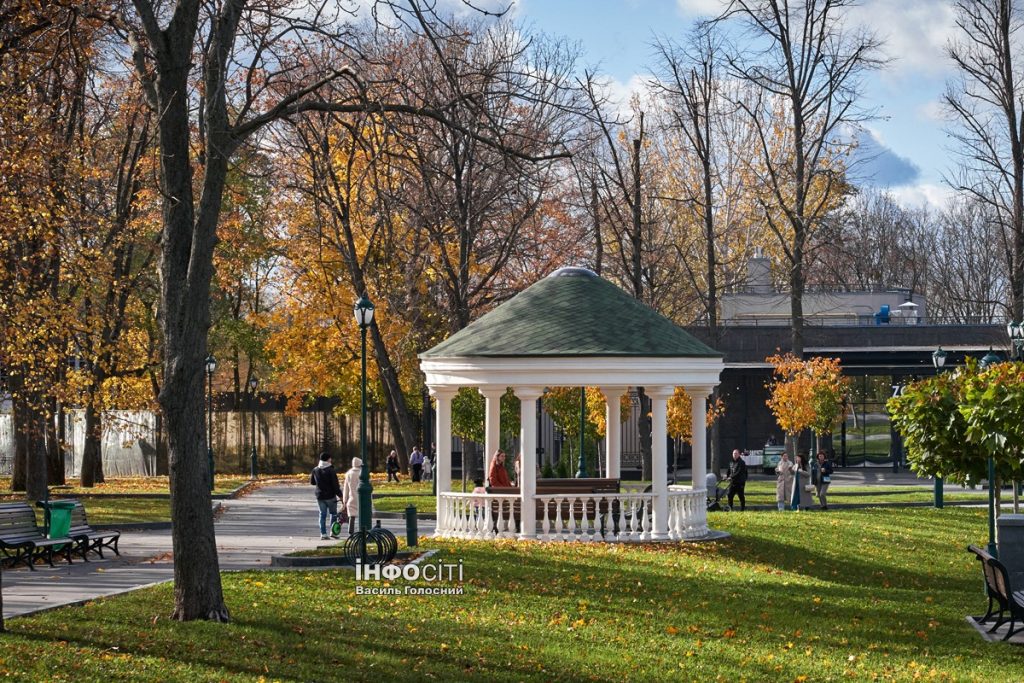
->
[511,0,960,209]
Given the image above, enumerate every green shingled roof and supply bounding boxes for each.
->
[421,268,722,358]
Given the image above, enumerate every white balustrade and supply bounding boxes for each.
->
[436,488,709,542]
[435,493,521,540]
[668,486,708,540]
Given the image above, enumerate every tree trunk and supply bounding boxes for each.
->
[80,403,103,487]
[165,389,227,621]
[153,47,228,623]
[709,394,721,477]
[789,259,805,356]
[592,179,602,275]
[631,135,643,300]
[11,397,26,492]
[25,403,48,501]
[637,387,652,481]
[45,396,64,485]
[369,321,416,469]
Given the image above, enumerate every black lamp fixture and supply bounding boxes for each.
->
[1008,321,1024,360]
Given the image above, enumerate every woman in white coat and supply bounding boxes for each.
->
[775,452,796,511]
[791,453,814,511]
[342,457,363,533]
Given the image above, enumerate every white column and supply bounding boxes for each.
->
[479,386,504,478]
[600,387,622,479]
[430,387,457,527]
[515,386,543,539]
[649,386,673,541]
[688,386,713,491]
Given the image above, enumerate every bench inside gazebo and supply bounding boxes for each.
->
[419,267,724,542]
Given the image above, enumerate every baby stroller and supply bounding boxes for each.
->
[706,473,731,512]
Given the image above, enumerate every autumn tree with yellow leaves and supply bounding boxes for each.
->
[766,354,848,454]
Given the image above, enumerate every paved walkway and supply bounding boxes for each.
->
[2,484,433,620]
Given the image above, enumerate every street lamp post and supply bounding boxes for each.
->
[249,377,259,479]
[931,347,947,508]
[205,355,217,491]
[979,348,1000,556]
[354,295,376,561]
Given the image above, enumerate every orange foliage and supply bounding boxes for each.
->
[765,354,847,437]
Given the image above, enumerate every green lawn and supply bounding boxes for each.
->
[2,507,1021,681]
[0,495,172,525]
[72,497,172,524]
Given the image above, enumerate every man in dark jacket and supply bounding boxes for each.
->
[310,452,343,539]
[727,449,748,511]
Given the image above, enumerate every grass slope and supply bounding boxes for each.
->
[2,507,1021,681]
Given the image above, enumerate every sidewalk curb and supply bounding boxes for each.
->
[270,550,423,568]
[5,575,174,621]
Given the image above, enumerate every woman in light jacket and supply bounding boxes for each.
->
[775,452,796,511]
[791,453,814,511]
[342,457,363,533]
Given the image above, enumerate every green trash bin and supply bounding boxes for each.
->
[46,501,75,540]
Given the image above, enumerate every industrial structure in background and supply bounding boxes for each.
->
[687,257,1007,470]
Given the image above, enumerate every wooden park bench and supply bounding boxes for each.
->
[0,502,75,569]
[968,544,1024,640]
[63,499,121,560]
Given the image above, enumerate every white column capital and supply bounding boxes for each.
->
[428,386,458,400]
[477,386,506,399]
[646,385,676,400]
[512,386,544,401]
[685,385,716,399]
[598,386,625,401]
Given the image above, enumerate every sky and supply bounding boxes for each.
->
[509,0,961,209]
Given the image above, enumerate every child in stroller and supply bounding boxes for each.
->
[705,472,731,512]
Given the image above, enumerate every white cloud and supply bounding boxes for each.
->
[675,0,728,17]
[678,0,958,78]
[886,182,956,210]
[597,73,656,116]
[917,100,949,124]
[850,0,957,78]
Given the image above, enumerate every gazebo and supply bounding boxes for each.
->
[420,267,724,542]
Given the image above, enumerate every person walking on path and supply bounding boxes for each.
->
[775,452,795,511]
[488,450,512,488]
[386,450,401,483]
[727,449,748,511]
[816,451,834,510]
[409,446,424,482]
[342,456,363,534]
[422,452,432,482]
[310,452,343,540]
[791,453,814,511]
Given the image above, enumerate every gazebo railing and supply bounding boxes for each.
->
[535,492,654,542]
[436,488,709,542]
[436,493,522,540]
[668,486,708,539]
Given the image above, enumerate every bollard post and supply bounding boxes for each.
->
[405,504,418,546]
[934,476,943,509]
